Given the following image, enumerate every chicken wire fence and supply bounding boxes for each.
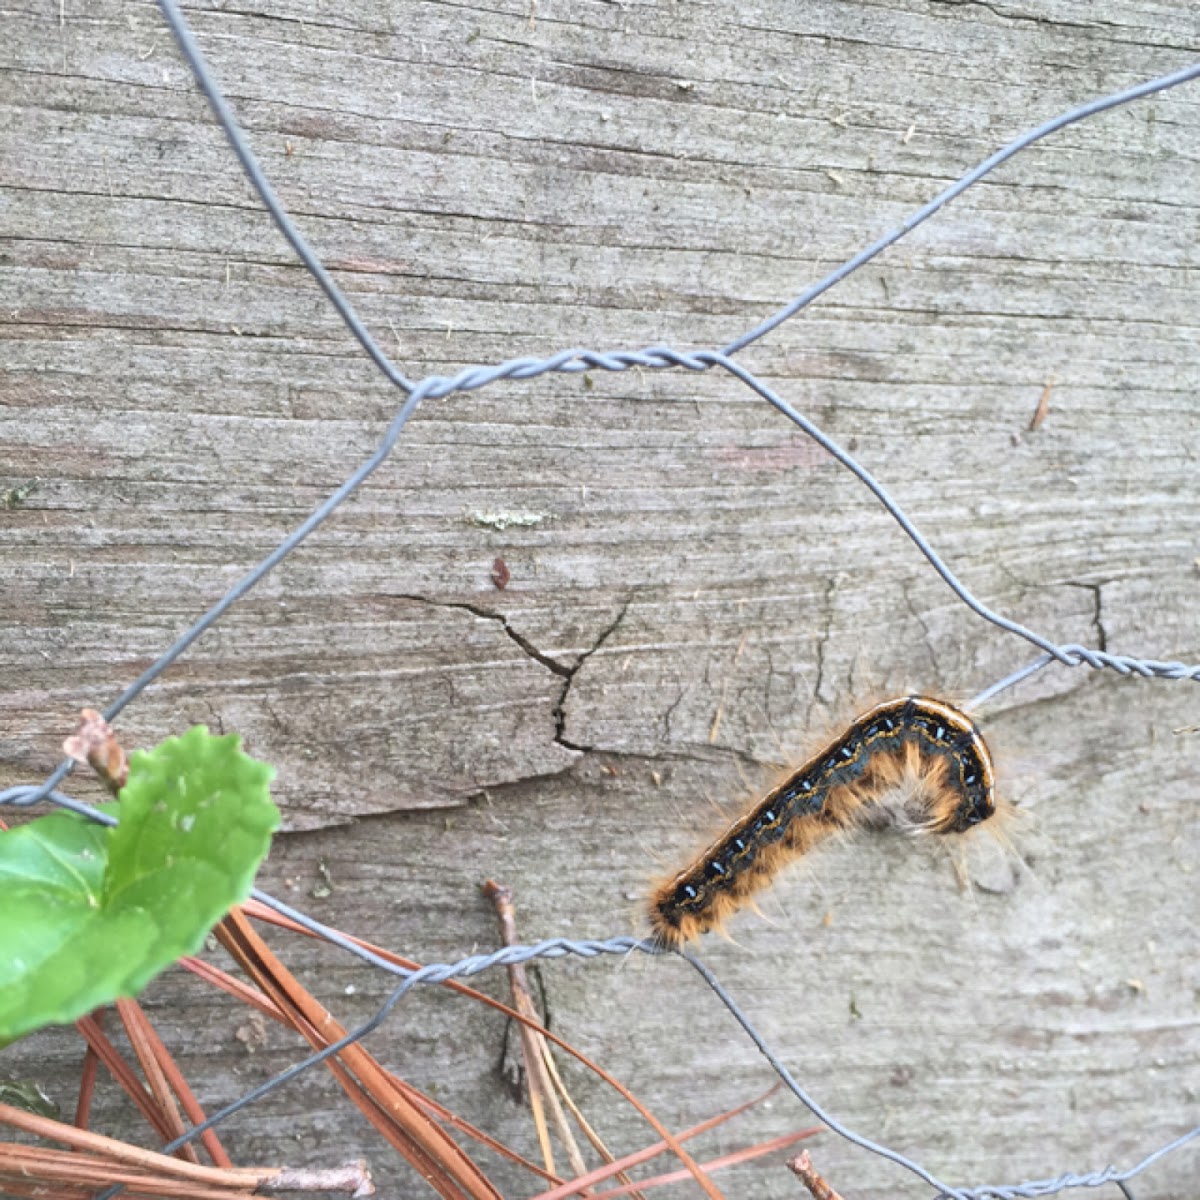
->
[2,3,1198,1197]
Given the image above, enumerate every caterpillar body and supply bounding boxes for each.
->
[647,696,998,949]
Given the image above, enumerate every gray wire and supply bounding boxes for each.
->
[705,353,1200,685]
[247,885,441,975]
[154,0,415,393]
[19,341,1195,810]
[5,380,429,811]
[90,935,657,1200]
[11,781,1189,1200]
[684,950,1197,1200]
[6,5,1188,1197]
[153,0,1200,384]
[967,654,1056,712]
[681,949,968,1199]
[0,778,583,981]
[12,336,1186,817]
[721,61,1200,356]
[75,926,1192,1200]
[0,784,112,820]
[6,38,1188,816]
[947,1125,1198,1198]
[145,0,1198,704]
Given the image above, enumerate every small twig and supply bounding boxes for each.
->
[0,1144,370,1197]
[538,1052,628,1186]
[482,880,583,1181]
[0,1105,268,1188]
[787,1151,845,1200]
[257,1160,374,1195]
[483,880,652,1198]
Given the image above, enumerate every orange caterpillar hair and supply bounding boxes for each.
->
[647,696,1000,950]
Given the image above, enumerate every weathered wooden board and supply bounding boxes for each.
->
[1,0,1197,1196]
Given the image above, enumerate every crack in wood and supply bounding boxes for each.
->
[388,593,630,753]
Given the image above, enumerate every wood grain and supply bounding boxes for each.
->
[1,1,1196,1196]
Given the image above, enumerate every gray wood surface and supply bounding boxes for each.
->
[1,1,1197,1196]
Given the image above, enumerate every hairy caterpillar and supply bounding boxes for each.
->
[648,696,999,949]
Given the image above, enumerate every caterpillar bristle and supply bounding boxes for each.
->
[646,695,1002,948]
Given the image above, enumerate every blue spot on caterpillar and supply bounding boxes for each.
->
[648,696,999,949]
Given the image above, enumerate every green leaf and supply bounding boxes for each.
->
[0,727,279,1043]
